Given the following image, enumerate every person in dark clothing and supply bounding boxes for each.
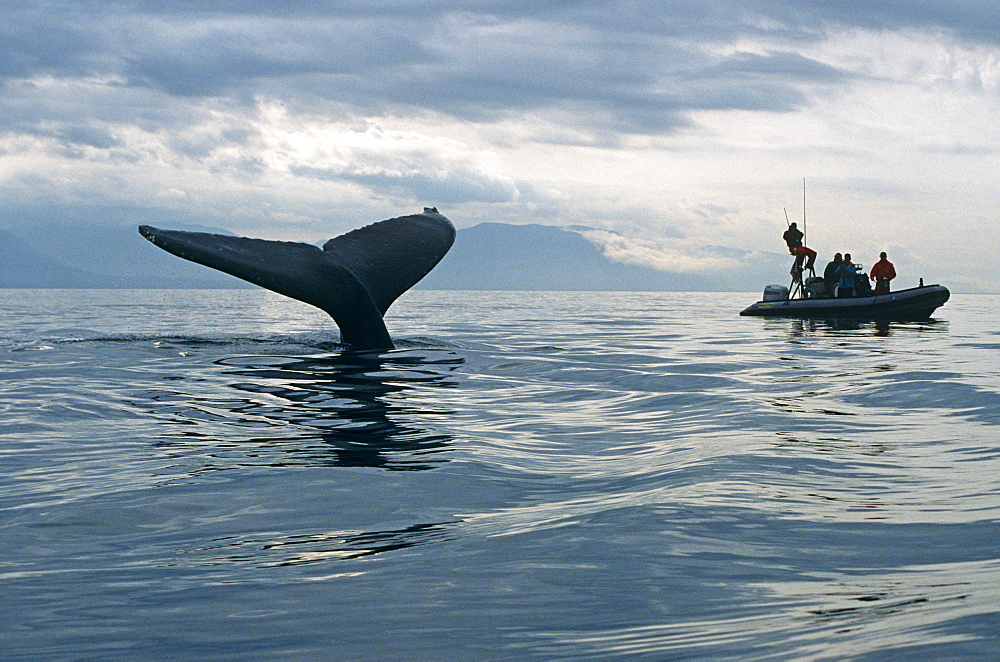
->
[823,253,844,292]
[823,253,843,296]
[783,223,804,249]
[783,222,816,271]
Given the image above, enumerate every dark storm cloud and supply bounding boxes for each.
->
[122,17,431,97]
[0,2,854,131]
[0,4,109,81]
[469,1,1000,45]
[2,1,997,208]
[6,3,997,83]
[57,125,119,149]
[5,0,992,137]
[781,0,1000,44]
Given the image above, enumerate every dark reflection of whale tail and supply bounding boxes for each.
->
[140,346,464,471]
[214,349,464,470]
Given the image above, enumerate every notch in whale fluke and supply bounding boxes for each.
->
[138,210,456,350]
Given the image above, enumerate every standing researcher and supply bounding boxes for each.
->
[870,252,896,294]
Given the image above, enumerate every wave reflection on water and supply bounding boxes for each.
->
[1,289,999,658]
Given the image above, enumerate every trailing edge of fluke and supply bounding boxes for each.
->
[138,209,456,350]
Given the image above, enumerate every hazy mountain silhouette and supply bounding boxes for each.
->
[420,222,720,290]
[0,222,254,288]
[0,230,119,288]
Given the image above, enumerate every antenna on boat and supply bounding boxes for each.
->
[802,177,807,246]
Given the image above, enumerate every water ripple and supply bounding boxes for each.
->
[2,290,999,658]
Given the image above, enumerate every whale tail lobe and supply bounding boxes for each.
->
[138,210,455,350]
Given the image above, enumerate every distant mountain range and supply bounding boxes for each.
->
[0,222,257,289]
[0,220,788,291]
[419,222,778,291]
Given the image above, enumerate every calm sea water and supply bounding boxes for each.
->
[2,288,999,659]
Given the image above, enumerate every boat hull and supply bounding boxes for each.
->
[740,285,950,320]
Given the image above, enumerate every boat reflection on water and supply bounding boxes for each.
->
[773,317,947,337]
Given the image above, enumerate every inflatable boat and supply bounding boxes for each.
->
[740,282,950,320]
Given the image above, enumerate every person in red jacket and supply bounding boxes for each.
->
[870,252,896,294]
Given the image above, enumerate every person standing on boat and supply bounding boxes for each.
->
[870,252,896,294]
[835,258,857,297]
[782,222,816,271]
[823,253,843,295]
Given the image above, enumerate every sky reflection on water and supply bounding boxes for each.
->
[1,290,998,658]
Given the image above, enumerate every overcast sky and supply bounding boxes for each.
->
[2,1,998,290]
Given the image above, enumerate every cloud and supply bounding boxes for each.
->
[0,2,991,157]
[252,106,520,204]
[0,3,104,79]
[0,2,858,142]
[121,14,432,98]
[56,125,118,150]
[580,229,742,274]
[797,1,1000,44]
[10,1,984,165]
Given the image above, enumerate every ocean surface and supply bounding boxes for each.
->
[2,288,999,660]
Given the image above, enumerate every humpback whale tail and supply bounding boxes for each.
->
[138,210,455,350]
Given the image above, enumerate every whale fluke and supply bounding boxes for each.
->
[138,210,455,350]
